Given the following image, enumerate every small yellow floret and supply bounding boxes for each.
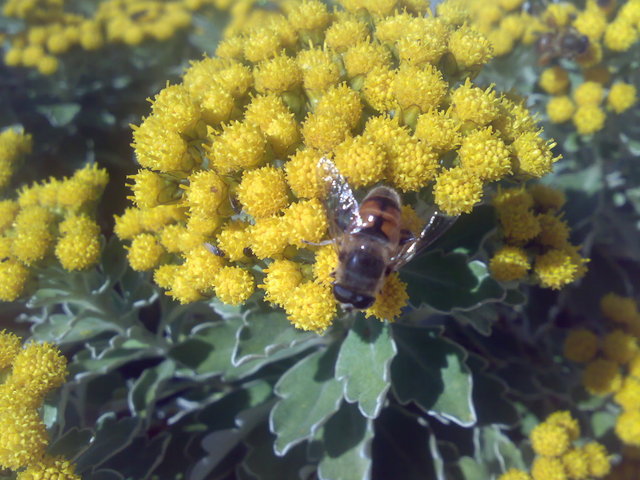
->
[16,455,80,480]
[215,221,250,262]
[213,266,254,305]
[312,245,338,286]
[546,411,580,441]
[285,148,324,199]
[0,259,31,302]
[11,342,67,398]
[283,198,328,247]
[343,40,391,78]
[208,121,267,173]
[0,330,21,369]
[451,80,499,126]
[253,54,303,94]
[547,96,575,124]
[414,109,462,152]
[237,166,289,218]
[582,357,622,395]
[325,16,369,51]
[287,0,331,32]
[365,273,409,321]
[531,456,567,480]
[583,442,611,477]
[285,281,336,333]
[433,167,484,216]
[616,410,640,446]
[607,83,637,114]
[530,421,571,457]
[490,246,530,282]
[55,230,101,271]
[614,376,640,410]
[362,66,397,113]
[333,135,387,188]
[603,329,638,364]
[315,84,363,130]
[539,67,570,95]
[604,20,638,51]
[572,104,606,135]
[249,216,289,259]
[534,247,586,289]
[600,293,638,323]
[458,127,512,181]
[0,406,48,470]
[127,233,165,271]
[260,259,304,306]
[498,469,531,480]
[561,448,589,480]
[574,81,604,106]
[563,328,598,363]
[447,24,493,68]
[393,64,447,113]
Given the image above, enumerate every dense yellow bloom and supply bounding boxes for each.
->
[325,15,368,52]
[285,148,324,199]
[511,132,559,178]
[253,53,302,94]
[414,109,462,152]
[55,227,101,271]
[0,406,47,470]
[603,329,638,364]
[0,330,21,369]
[212,266,254,305]
[539,67,570,95]
[574,81,605,106]
[447,24,493,69]
[600,293,639,324]
[534,246,587,289]
[283,198,328,247]
[261,259,304,307]
[573,104,606,135]
[530,422,570,457]
[490,246,530,282]
[458,127,511,181]
[546,96,575,124]
[333,135,387,188]
[608,82,637,113]
[17,455,80,480]
[498,469,532,480]
[11,342,67,398]
[365,273,409,321]
[343,40,391,78]
[433,167,484,216]
[208,121,267,173]
[564,328,599,363]
[536,213,569,248]
[237,166,289,218]
[614,376,640,410]
[546,411,580,441]
[216,221,250,262]
[561,448,590,480]
[531,456,567,480]
[127,233,165,271]
[574,5,608,41]
[284,281,336,332]
[616,410,640,446]
[249,216,289,259]
[604,19,638,51]
[393,64,447,113]
[451,80,499,126]
[582,442,611,476]
[312,245,338,286]
[582,357,622,395]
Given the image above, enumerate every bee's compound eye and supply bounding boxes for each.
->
[332,284,375,310]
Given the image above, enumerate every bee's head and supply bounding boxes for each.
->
[332,284,375,310]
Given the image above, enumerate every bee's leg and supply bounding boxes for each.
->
[302,239,335,246]
[399,229,414,246]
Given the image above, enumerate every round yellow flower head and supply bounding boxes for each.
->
[573,5,608,41]
[458,127,512,181]
[531,456,567,480]
[325,15,369,52]
[249,216,289,259]
[150,84,201,134]
[0,406,47,470]
[312,244,338,286]
[561,448,589,480]
[582,357,622,395]
[284,281,336,333]
[365,273,409,321]
[208,120,267,173]
[261,259,304,307]
[607,82,637,114]
[603,329,638,364]
[534,246,587,289]
[614,376,640,410]
[315,83,363,130]
[530,421,571,457]
[237,166,290,218]
[490,246,530,282]
[285,148,325,199]
[287,0,331,33]
[127,233,166,271]
[343,40,392,78]
[539,67,570,95]
[0,330,21,369]
[616,410,640,447]
[536,213,569,248]
[296,48,341,93]
[414,109,462,152]
[55,228,101,271]
[0,200,19,234]
[600,293,639,323]
[498,469,531,480]
[447,24,494,68]
[574,81,605,106]
[433,167,484,216]
[283,198,328,247]
[0,259,31,302]
[36,55,58,75]
[582,442,611,477]
[563,328,598,363]
[451,80,499,126]
[362,66,397,113]
[131,116,193,172]
[546,96,575,124]
[212,266,255,305]
[393,64,447,113]
[11,342,67,398]
[572,104,606,135]
[216,221,251,262]
[333,135,387,188]
[604,19,638,51]
[253,53,303,94]
[16,455,80,480]
[546,411,580,441]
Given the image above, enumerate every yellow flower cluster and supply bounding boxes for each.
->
[498,411,610,480]
[453,0,640,135]
[0,331,79,478]
[2,0,229,75]
[0,129,32,191]
[117,0,559,332]
[564,294,640,448]
[544,71,637,135]
[489,185,588,289]
[0,162,108,301]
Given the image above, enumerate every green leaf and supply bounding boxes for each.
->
[431,205,495,255]
[335,317,396,418]
[128,359,176,417]
[103,433,171,479]
[467,355,518,427]
[457,457,487,480]
[36,103,81,127]
[400,251,504,313]
[233,311,320,366]
[391,325,476,426]
[270,344,344,456]
[242,425,311,480]
[591,410,617,438]
[49,427,94,458]
[317,401,373,480]
[74,414,140,473]
[372,407,434,480]
[475,426,526,474]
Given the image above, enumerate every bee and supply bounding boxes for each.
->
[318,157,456,311]
[535,22,589,66]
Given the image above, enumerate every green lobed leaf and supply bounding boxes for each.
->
[102,433,171,479]
[456,457,487,480]
[335,316,396,419]
[391,325,476,426]
[233,310,321,366]
[270,344,344,456]
[400,251,504,313]
[317,401,373,480]
[474,426,527,474]
[128,359,176,417]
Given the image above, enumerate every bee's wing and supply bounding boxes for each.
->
[389,208,457,271]
[318,156,361,237]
